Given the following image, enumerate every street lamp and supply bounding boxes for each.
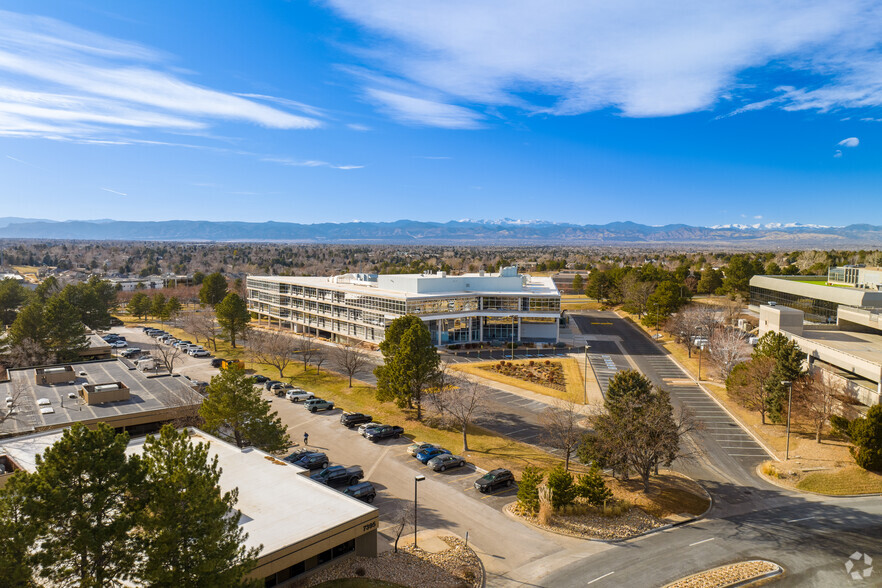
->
[511,316,516,361]
[414,474,425,548]
[697,343,704,381]
[782,380,793,460]
[653,302,660,339]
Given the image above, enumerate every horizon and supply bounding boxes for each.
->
[1,2,881,227]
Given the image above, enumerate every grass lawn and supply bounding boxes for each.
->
[611,472,710,518]
[450,358,587,404]
[120,315,565,476]
[793,279,852,288]
[796,467,882,495]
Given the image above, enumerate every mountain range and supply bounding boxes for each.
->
[0,218,881,247]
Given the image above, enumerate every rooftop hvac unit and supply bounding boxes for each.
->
[94,383,120,393]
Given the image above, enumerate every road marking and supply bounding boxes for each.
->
[586,571,614,584]
[689,537,715,547]
[364,444,394,480]
[787,516,815,523]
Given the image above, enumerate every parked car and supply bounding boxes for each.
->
[110,340,127,348]
[364,425,404,442]
[189,349,210,358]
[264,379,281,391]
[340,412,372,428]
[416,447,451,464]
[310,465,364,487]
[211,358,225,368]
[189,380,208,393]
[289,452,329,471]
[270,382,294,393]
[120,347,142,358]
[358,423,383,437]
[407,442,438,457]
[252,374,270,384]
[286,388,315,403]
[427,454,466,472]
[102,334,120,342]
[304,398,335,413]
[282,449,313,464]
[173,340,193,349]
[342,481,377,503]
[474,468,515,493]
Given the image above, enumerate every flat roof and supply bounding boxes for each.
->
[798,329,882,368]
[248,273,560,299]
[0,359,201,437]
[750,275,882,306]
[0,429,376,558]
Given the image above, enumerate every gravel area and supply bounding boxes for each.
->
[663,561,781,588]
[300,536,482,588]
[507,503,665,540]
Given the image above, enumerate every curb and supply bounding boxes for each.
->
[615,311,780,463]
[726,566,783,587]
[663,561,783,588]
[754,463,882,498]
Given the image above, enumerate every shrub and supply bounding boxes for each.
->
[849,406,882,471]
[355,568,366,577]
[517,466,544,514]
[546,465,577,509]
[575,464,613,506]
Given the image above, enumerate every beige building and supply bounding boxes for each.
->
[749,275,882,324]
[0,428,378,585]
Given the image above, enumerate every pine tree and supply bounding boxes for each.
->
[546,465,577,509]
[44,296,88,361]
[753,332,805,423]
[199,365,290,452]
[0,473,37,585]
[137,426,260,587]
[605,370,653,415]
[164,296,182,321]
[151,292,168,320]
[128,292,151,320]
[516,466,544,514]
[374,315,440,420]
[199,272,229,306]
[216,292,250,348]
[26,423,145,587]
[0,277,30,326]
[575,464,613,506]
[8,301,47,350]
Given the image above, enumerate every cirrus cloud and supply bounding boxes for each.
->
[838,137,860,147]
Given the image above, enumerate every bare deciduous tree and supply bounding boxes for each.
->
[152,343,183,375]
[248,329,296,378]
[183,310,221,352]
[390,503,414,553]
[720,295,744,327]
[295,335,320,372]
[730,357,777,424]
[331,342,370,387]
[439,376,484,452]
[667,303,718,358]
[621,273,655,318]
[795,371,845,443]
[539,398,585,471]
[707,326,751,380]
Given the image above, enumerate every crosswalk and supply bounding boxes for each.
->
[587,354,620,397]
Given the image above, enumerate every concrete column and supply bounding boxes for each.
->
[516,316,521,342]
[356,529,378,557]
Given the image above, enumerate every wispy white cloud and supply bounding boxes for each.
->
[324,1,882,122]
[100,187,127,196]
[0,10,321,141]
[838,136,860,147]
[366,88,483,128]
[834,150,843,158]
[347,123,372,131]
[262,156,364,170]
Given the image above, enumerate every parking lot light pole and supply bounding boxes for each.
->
[698,344,704,381]
[414,474,425,548]
[782,380,793,460]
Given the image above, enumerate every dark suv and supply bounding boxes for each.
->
[340,412,373,428]
[289,452,329,471]
[342,482,377,503]
[474,468,515,493]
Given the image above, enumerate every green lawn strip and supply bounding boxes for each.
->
[796,467,882,495]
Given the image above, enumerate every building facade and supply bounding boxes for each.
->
[247,267,561,346]
[827,266,882,290]
[749,275,882,324]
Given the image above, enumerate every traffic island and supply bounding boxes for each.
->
[662,560,782,587]
[303,533,482,588]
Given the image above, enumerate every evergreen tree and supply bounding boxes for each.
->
[8,301,47,350]
[164,296,183,322]
[848,406,882,471]
[546,465,577,509]
[43,296,88,361]
[516,466,544,514]
[26,423,145,587]
[571,273,584,293]
[200,272,229,306]
[128,291,151,320]
[137,426,260,587]
[0,473,37,586]
[216,292,250,348]
[200,365,290,452]
[605,370,653,415]
[696,268,723,294]
[753,332,805,423]
[33,276,60,301]
[643,280,686,328]
[575,464,613,506]
[374,315,440,420]
[150,292,168,320]
[60,277,117,330]
[0,277,30,326]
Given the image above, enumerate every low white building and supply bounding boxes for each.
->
[0,428,378,586]
[247,266,561,346]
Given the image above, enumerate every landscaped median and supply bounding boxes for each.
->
[450,357,594,404]
[662,560,782,588]
[760,462,882,495]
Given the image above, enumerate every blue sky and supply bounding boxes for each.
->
[0,1,880,227]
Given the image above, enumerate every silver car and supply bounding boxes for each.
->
[358,422,383,437]
[427,453,466,472]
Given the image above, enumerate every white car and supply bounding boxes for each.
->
[285,388,315,403]
[189,349,210,358]
[358,422,384,437]
[110,340,127,348]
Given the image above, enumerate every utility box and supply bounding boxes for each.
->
[82,382,130,405]
[35,366,76,386]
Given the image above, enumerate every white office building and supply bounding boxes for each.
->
[247,266,561,346]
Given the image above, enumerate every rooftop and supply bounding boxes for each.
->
[797,329,882,368]
[0,428,377,558]
[0,359,201,437]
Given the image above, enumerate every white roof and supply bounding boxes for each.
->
[1,429,375,557]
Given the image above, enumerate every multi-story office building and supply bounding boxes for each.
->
[827,265,882,289]
[247,267,561,346]
[749,275,882,324]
